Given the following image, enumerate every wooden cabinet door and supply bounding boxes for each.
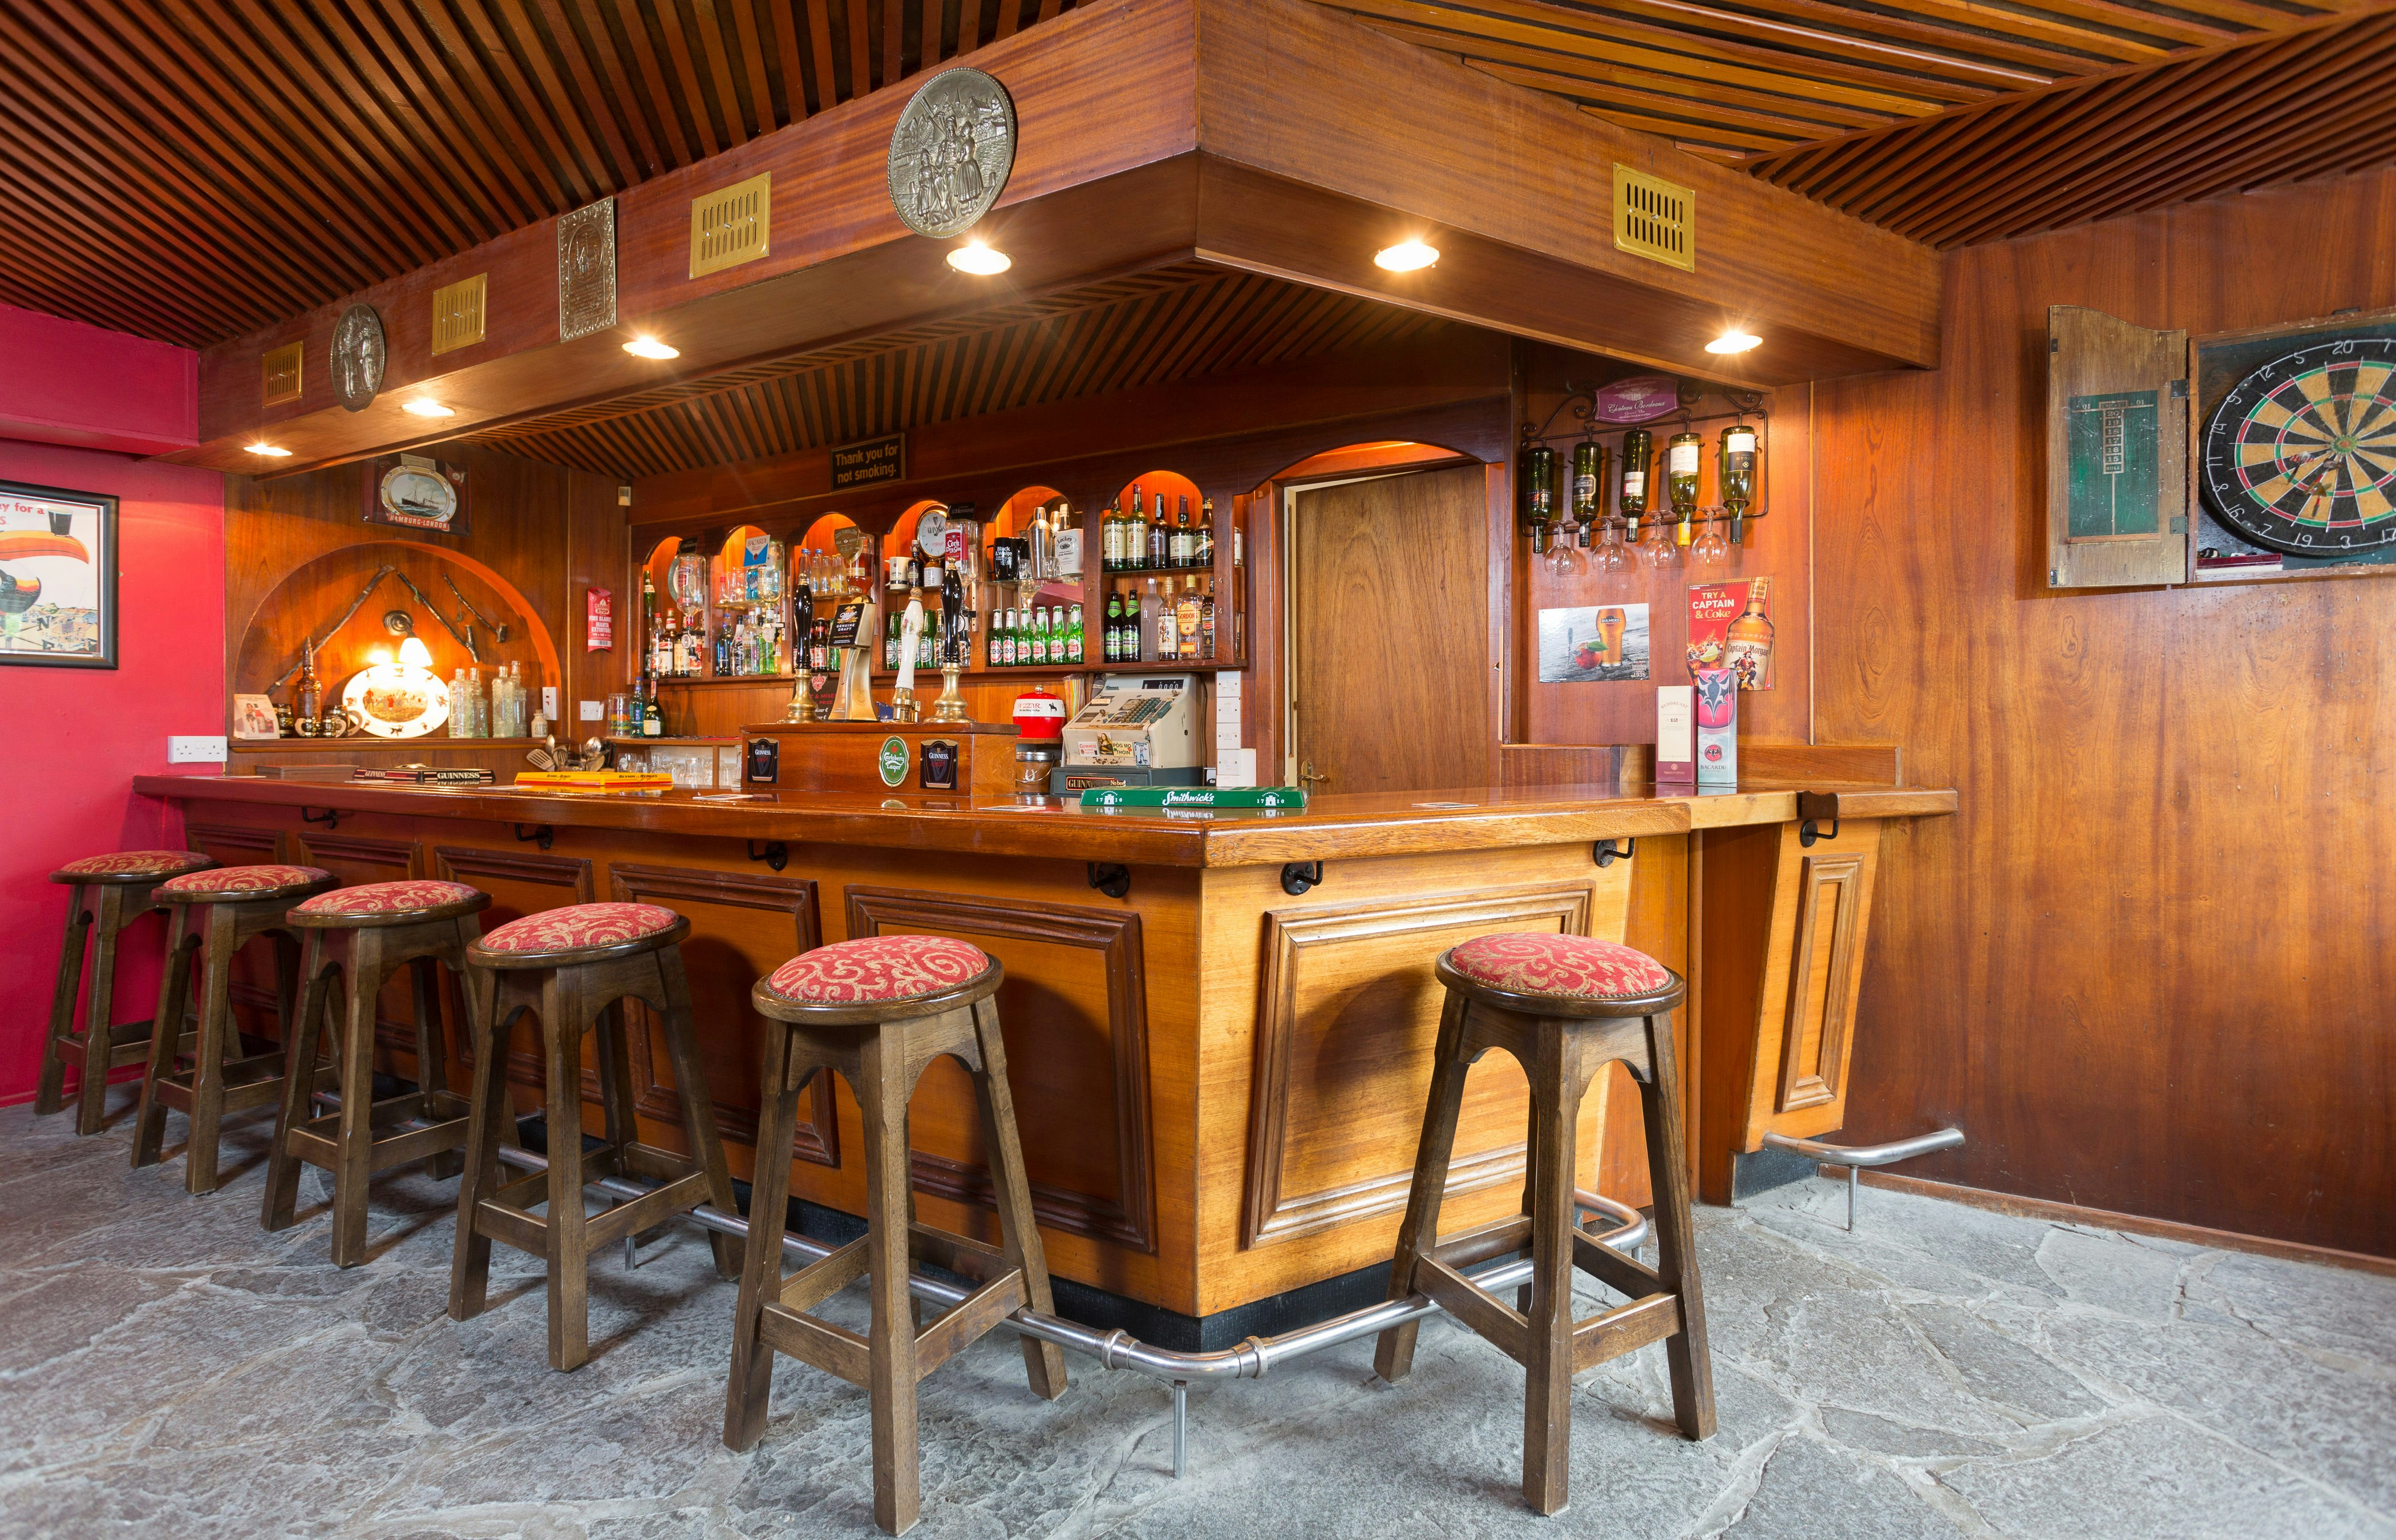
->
[1288,463,1489,795]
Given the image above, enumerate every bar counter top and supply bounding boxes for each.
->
[135,774,1956,868]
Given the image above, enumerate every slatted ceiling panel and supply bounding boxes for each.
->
[1323,0,2359,158]
[1749,6,2396,245]
[0,0,1085,348]
[470,268,1457,477]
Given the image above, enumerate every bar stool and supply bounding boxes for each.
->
[725,935,1066,1537]
[1373,931,1715,1515]
[132,864,338,1194]
[448,901,742,1371]
[260,879,491,1265]
[35,849,217,1135]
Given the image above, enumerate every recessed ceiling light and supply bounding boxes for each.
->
[244,442,292,457]
[947,242,1011,275]
[1375,240,1439,272]
[623,335,679,359]
[402,398,455,418]
[1706,329,1762,355]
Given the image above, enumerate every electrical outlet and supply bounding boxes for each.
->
[168,736,228,764]
[578,699,604,722]
[543,687,560,719]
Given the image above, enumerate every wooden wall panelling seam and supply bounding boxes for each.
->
[1811,166,2396,1259]
[843,885,1160,1254]
[1242,883,1597,1247]
[604,863,836,1165]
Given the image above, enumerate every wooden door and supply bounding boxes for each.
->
[1289,463,1490,795]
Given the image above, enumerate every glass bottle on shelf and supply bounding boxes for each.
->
[1150,579,1174,662]
[1175,578,1202,661]
[1148,493,1169,570]
[1066,603,1084,664]
[1199,591,1217,661]
[1126,485,1146,570]
[1618,428,1653,544]
[642,685,663,737]
[1196,497,1215,568]
[1104,591,1123,662]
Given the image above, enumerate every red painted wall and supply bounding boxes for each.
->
[0,305,223,1105]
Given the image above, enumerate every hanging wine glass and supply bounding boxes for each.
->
[1544,517,1586,576]
[1590,518,1636,590]
[1691,507,1732,568]
[1638,517,1679,570]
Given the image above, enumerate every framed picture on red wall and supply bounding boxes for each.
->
[0,479,118,670]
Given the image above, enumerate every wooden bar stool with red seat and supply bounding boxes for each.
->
[448,901,742,1371]
[35,849,217,1135]
[260,878,492,1266]
[725,935,1066,1537]
[132,863,339,1194]
[1374,931,1715,1515]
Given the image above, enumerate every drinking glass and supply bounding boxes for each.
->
[1543,519,1586,576]
[1691,508,1731,568]
[1590,519,1636,588]
[1637,518,1679,570]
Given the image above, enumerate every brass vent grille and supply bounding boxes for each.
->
[690,172,771,278]
[1613,165,1695,272]
[261,341,303,406]
[431,273,487,354]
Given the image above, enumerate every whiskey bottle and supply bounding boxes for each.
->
[1170,495,1192,568]
[1151,578,1175,662]
[1618,428,1652,542]
[1199,592,1217,660]
[296,638,323,726]
[1722,576,1775,689]
[1148,493,1169,570]
[1127,485,1148,570]
[1175,578,1201,661]
[1196,497,1215,568]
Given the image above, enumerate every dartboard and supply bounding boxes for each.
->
[2200,338,2396,556]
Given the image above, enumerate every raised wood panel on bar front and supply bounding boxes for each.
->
[845,885,1157,1254]
[605,864,833,1167]
[1243,882,1594,1248]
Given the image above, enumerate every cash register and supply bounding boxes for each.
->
[1054,673,1201,792]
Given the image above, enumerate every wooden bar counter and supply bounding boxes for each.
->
[135,770,1953,1340]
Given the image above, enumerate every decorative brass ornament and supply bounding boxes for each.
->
[888,68,1015,239]
[557,197,617,342]
[330,304,386,412]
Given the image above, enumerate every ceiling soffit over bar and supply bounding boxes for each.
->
[1743,6,2396,247]
[0,0,1090,349]
[176,0,1941,478]
[1314,0,2379,162]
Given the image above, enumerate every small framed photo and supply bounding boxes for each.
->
[231,694,282,740]
[0,479,118,669]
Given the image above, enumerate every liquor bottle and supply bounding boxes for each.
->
[1099,504,1116,573]
[1719,423,1759,545]
[1666,429,1703,545]
[1199,592,1217,660]
[1521,441,1556,550]
[1150,578,1173,663]
[1066,602,1084,664]
[1104,591,1123,662]
[1175,578,1201,661]
[1195,497,1215,568]
[1169,496,1191,568]
[296,638,322,726]
[1619,428,1653,542]
[642,686,663,737]
[640,567,658,656]
[1723,576,1775,688]
[1148,493,1169,570]
[1571,439,1606,534]
[1126,484,1146,570]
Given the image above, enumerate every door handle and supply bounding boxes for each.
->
[1299,760,1330,784]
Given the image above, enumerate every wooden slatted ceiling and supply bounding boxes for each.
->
[1330,0,2385,159]
[466,264,1456,477]
[0,0,1082,348]
[1745,6,2396,245]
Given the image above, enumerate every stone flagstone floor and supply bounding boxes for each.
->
[0,1097,2389,1539]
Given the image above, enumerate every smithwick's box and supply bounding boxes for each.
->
[1695,667,1739,787]
[1656,686,1695,789]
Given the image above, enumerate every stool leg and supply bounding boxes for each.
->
[411,954,463,1180]
[654,947,743,1279]
[543,969,594,1372]
[74,887,134,1136]
[450,970,512,1323]
[857,1030,922,1536]
[329,931,387,1267]
[1522,1027,1590,1517]
[183,906,241,1195]
[1374,990,1471,1384]
[132,907,196,1170]
[1640,1010,1715,1441]
[724,1031,805,1453]
[260,932,337,1234]
[969,995,1066,1400]
[33,885,91,1118]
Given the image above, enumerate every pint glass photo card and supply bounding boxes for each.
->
[1537,603,1649,682]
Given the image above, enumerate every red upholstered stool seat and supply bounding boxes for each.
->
[1442,932,1674,1008]
[158,864,335,901]
[474,902,682,963]
[292,879,485,926]
[50,850,216,884]
[759,935,994,1007]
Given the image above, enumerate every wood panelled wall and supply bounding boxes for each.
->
[1814,165,2396,1260]
[228,444,628,729]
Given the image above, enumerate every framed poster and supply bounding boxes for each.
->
[1537,603,1649,682]
[0,479,118,669]
[362,452,470,536]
